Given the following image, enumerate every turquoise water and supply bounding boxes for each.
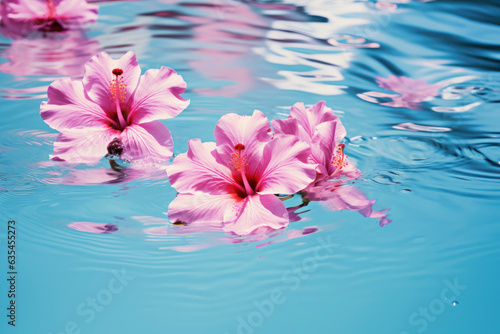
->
[1,0,499,333]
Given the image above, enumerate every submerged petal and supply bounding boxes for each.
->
[83,51,141,110]
[167,139,243,195]
[128,67,189,124]
[256,135,316,195]
[223,194,289,236]
[168,193,239,226]
[307,183,391,227]
[119,121,174,163]
[51,126,120,163]
[40,78,111,131]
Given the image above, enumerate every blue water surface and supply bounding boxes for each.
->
[1,0,499,333]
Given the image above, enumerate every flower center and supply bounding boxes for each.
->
[331,144,348,177]
[230,143,254,196]
[33,0,64,31]
[109,68,128,130]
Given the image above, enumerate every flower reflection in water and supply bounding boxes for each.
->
[358,75,443,109]
[138,215,320,252]
[0,1,100,99]
[39,159,168,186]
[0,30,100,79]
[151,1,266,97]
[0,0,98,38]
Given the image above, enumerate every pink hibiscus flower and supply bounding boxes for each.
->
[166,110,317,236]
[272,101,360,181]
[40,51,189,164]
[0,0,98,38]
[273,101,391,226]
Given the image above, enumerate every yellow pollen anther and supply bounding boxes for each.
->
[332,144,348,169]
[110,77,127,103]
[230,151,247,172]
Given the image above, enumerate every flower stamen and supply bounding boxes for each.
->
[230,143,254,196]
[109,68,127,129]
[331,144,348,177]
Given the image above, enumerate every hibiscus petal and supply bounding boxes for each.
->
[289,101,345,140]
[271,117,303,139]
[168,193,239,227]
[40,78,111,131]
[167,139,243,195]
[214,110,272,174]
[256,135,316,195]
[311,120,343,176]
[83,51,141,110]
[223,194,288,236]
[119,121,173,163]
[51,126,121,164]
[127,67,189,124]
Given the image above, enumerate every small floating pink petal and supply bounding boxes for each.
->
[68,222,118,234]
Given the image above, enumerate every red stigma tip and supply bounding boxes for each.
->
[112,68,123,76]
[339,144,345,148]
[234,143,245,151]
